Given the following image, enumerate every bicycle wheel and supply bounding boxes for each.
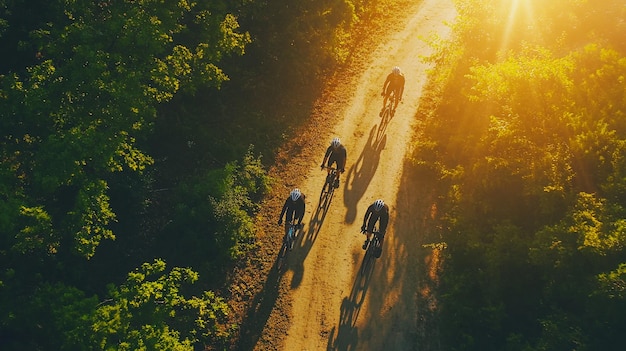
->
[276,240,288,270]
[288,226,295,250]
[361,243,373,276]
[373,235,382,258]
[328,177,336,196]
[379,101,393,137]
[319,179,329,203]
[388,97,395,116]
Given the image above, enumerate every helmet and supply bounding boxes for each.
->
[331,137,341,148]
[373,199,385,211]
[392,66,401,75]
[290,188,301,201]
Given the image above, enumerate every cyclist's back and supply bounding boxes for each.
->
[385,72,405,92]
[381,66,405,116]
[278,189,306,226]
[321,137,347,188]
[361,199,390,252]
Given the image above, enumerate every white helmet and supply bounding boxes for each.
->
[392,66,401,75]
[373,199,385,211]
[290,188,301,201]
[331,137,341,148]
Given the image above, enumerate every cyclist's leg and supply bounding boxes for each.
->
[363,221,375,249]
[329,158,340,187]
[392,88,400,110]
[283,222,289,242]
[296,211,304,228]
[362,230,371,250]
[374,231,384,257]
[285,210,295,236]
[285,212,297,249]
[376,230,385,247]
[381,86,392,115]
[365,223,376,240]
[326,158,334,174]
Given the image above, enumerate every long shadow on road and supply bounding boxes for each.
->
[234,257,283,351]
[344,124,387,224]
[287,175,335,288]
[351,157,441,350]
[326,250,377,350]
[234,177,335,350]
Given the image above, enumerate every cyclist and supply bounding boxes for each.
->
[320,137,347,188]
[360,199,389,255]
[380,66,405,117]
[278,189,306,245]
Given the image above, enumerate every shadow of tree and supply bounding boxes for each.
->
[233,258,283,351]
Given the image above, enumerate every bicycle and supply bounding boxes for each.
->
[360,228,382,276]
[277,221,300,270]
[319,166,339,203]
[378,91,398,137]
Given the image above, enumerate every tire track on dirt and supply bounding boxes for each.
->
[228,1,457,350]
[263,1,457,350]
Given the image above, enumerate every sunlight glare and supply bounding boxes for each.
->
[499,0,537,55]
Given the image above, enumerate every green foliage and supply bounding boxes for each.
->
[0,0,396,349]
[69,180,117,259]
[34,283,100,351]
[239,0,360,82]
[163,147,271,271]
[0,0,251,261]
[597,263,626,299]
[89,259,231,350]
[13,205,55,254]
[0,0,255,349]
[0,280,99,351]
[416,0,626,349]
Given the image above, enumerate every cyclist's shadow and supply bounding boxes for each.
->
[326,258,375,350]
[376,104,394,141]
[288,179,334,288]
[344,125,386,224]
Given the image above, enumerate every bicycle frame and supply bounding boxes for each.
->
[325,168,338,185]
[286,223,296,244]
[319,166,338,203]
[277,222,297,270]
[384,91,397,113]
[360,229,380,276]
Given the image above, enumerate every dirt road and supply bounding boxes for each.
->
[244,1,457,350]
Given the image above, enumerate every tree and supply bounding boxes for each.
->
[1,1,250,348]
[414,1,626,349]
[85,260,230,350]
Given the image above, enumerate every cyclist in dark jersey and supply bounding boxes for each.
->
[278,188,306,228]
[320,137,347,188]
[380,66,405,117]
[361,199,390,252]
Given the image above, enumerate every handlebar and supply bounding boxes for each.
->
[321,166,339,173]
[280,221,304,229]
